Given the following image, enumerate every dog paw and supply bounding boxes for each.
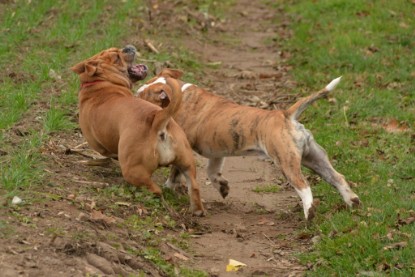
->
[219,182,229,199]
[350,197,361,207]
[149,187,162,196]
[192,209,206,217]
[306,204,316,222]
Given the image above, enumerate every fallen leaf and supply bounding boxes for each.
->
[386,232,394,241]
[383,241,407,250]
[397,216,415,226]
[115,201,131,207]
[237,70,257,79]
[382,119,409,133]
[399,22,409,29]
[226,259,247,272]
[377,261,391,272]
[76,212,88,221]
[48,69,61,81]
[367,45,379,53]
[257,218,275,226]
[173,252,189,261]
[90,210,116,225]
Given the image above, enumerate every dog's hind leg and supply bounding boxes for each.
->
[302,137,361,207]
[207,157,229,198]
[268,142,316,220]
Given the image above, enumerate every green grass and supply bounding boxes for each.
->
[0,0,151,194]
[0,133,44,193]
[272,0,415,275]
[252,183,280,194]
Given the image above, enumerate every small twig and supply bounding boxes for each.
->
[66,148,95,158]
[343,106,350,127]
[49,234,58,246]
[160,196,182,219]
[166,242,192,259]
[73,142,88,150]
[78,158,112,167]
[73,180,109,188]
[262,233,277,247]
[144,39,159,54]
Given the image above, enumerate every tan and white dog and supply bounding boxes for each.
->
[136,69,360,220]
[71,48,205,216]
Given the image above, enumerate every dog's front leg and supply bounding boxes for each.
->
[207,157,229,198]
[180,166,206,216]
[302,138,361,207]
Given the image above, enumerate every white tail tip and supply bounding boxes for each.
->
[325,76,342,91]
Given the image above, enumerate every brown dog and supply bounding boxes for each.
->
[71,47,205,216]
[136,69,360,220]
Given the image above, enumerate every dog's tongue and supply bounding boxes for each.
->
[129,64,148,81]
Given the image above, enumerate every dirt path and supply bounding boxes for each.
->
[177,1,308,275]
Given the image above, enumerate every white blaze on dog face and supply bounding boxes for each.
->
[136,77,166,94]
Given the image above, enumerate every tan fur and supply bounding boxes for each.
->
[137,69,360,220]
[71,49,205,216]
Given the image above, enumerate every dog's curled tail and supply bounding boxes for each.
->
[151,77,183,131]
[285,76,342,120]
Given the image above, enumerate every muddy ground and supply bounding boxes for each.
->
[0,1,316,276]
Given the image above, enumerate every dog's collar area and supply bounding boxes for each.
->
[181,83,194,92]
[81,80,105,88]
[136,77,167,94]
[136,78,195,95]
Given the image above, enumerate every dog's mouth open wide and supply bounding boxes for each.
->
[123,45,148,82]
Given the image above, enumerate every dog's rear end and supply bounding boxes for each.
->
[279,77,360,220]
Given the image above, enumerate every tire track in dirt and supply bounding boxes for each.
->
[177,1,310,276]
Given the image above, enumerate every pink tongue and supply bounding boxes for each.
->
[132,65,145,74]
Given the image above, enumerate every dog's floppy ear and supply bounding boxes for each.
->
[159,90,171,108]
[158,68,183,79]
[71,62,86,75]
[70,61,98,76]
[84,61,98,76]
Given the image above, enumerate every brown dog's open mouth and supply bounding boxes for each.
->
[128,64,148,82]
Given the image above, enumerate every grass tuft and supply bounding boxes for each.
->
[275,0,415,275]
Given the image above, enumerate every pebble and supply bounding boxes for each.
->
[12,196,22,205]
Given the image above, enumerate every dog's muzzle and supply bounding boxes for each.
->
[123,45,148,82]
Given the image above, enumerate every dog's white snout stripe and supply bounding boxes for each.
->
[136,77,166,94]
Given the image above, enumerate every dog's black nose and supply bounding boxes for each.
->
[122,45,137,54]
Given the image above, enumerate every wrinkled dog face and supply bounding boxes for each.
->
[71,45,148,87]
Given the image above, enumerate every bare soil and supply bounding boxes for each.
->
[0,0,314,276]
